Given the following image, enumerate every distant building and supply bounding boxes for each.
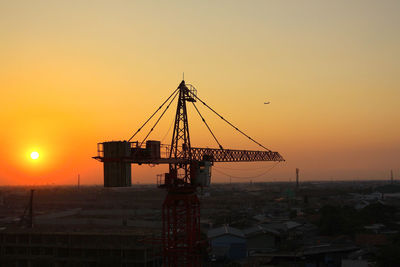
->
[207,225,247,261]
[252,214,268,223]
[0,228,161,267]
[342,259,368,267]
[243,225,280,255]
[354,200,370,210]
[355,233,389,247]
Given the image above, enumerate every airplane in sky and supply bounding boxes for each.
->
[264,101,270,104]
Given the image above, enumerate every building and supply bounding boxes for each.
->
[243,225,280,255]
[207,225,247,261]
[0,227,161,267]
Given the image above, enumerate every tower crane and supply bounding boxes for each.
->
[94,80,284,266]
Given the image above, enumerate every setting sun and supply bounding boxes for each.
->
[30,151,39,160]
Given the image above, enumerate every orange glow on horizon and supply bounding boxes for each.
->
[0,1,399,185]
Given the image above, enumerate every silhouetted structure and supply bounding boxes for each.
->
[391,170,394,185]
[20,189,34,228]
[94,80,284,266]
[0,230,160,266]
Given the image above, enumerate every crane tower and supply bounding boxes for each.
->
[94,80,284,266]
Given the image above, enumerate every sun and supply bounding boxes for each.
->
[30,151,39,160]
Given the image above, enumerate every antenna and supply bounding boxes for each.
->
[183,72,184,81]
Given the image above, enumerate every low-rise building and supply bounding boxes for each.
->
[0,227,161,267]
[207,225,247,261]
[243,225,280,255]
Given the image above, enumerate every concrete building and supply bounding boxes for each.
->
[0,228,161,267]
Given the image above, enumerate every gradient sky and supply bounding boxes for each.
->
[0,0,399,185]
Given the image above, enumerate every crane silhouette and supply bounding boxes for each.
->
[94,80,284,266]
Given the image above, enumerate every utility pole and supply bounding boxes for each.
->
[28,189,34,228]
[0,191,4,206]
[391,170,394,185]
[296,168,299,189]
[78,174,80,189]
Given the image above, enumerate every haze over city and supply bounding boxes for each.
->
[1,1,399,185]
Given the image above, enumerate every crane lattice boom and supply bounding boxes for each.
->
[94,143,284,164]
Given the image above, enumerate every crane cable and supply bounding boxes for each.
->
[138,89,179,148]
[191,102,224,150]
[213,161,281,180]
[193,94,271,152]
[129,89,180,164]
[161,119,174,143]
[128,87,179,142]
[214,164,279,171]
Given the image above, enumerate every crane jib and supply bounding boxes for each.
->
[94,142,284,163]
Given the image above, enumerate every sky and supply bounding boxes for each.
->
[0,0,399,185]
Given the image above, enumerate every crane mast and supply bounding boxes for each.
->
[94,80,284,266]
[163,81,200,266]
[168,80,194,185]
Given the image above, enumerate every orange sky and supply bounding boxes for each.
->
[0,1,399,185]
